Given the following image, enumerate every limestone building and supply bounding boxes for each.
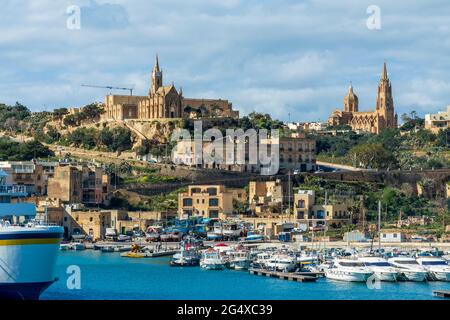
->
[328,63,398,134]
[178,185,246,219]
[103,55,239,121]
[425,106,450,133]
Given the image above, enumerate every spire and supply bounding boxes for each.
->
[154,53,160,72]
[348,81,354,94]
[381,62,388,80]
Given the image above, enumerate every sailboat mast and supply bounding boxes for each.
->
[378,200,381,252]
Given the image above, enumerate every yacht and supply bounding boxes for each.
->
[200,249,226,270]
[358,257,399,281]
[387,257,428,282]
[325,259,373,282]
[0,173,64,299]
[266,253,296,272]
[416,257,450,281]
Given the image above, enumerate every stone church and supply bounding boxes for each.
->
[102,55,239,121]
[328,63,398,134]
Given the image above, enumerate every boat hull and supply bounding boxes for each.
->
[0,227,63,300]
[325,270,373,282]
[401,271,428,282]
[0,280,55,300]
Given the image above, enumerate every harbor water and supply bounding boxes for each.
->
[41,251,450,300]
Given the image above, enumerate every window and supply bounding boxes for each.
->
[207,188,217,196]
[393,233,398,238]
[298,200,305,208]
[209,198,219,206]
[209,210,219,218]
[183,198,193,206]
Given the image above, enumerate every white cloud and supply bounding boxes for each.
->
[0,0,449,121]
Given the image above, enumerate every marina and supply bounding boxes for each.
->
[41,250,450,300]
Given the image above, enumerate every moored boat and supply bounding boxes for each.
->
[387,257,428,282]
[200,248,226,270]
[416,257,450,281]
[325,259,373,282]
[358,257,399,281]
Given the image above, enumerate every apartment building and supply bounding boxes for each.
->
[47,164,110,206]
[248,180,289,215]
[425,106,450,133]
[294,189,351,229]
[178,185,246,219]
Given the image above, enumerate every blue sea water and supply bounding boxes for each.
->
[41,251,450,300]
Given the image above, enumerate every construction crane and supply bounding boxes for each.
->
[81,84,134,96]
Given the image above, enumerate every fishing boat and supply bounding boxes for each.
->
[387,257,428,282]
[200,249,226,270]
[416,257,450,281]
[170,245,200,267]
[227,249,251,270]
[0,172,64,299]
[325,259,373,282]
[358,257,399,281]
[251,251,272,269]
[244,231,264,242]
[145,226,162,242]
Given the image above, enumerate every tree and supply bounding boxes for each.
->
[347,143,397,169]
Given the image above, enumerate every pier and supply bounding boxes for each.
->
[249,268,318,282]
[433,290,450,298]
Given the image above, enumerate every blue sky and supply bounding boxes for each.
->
[1,0,450,122]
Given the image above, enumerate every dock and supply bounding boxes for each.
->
[249,268,318,282]
[433,290,450,298]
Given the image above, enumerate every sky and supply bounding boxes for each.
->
[1,0,450,122]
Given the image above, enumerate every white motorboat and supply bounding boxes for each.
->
[70,242,86,251]
[266,253,296,272]
[358,257,399,281]
[59,243,71,251]
[227,250,251,270]
[200,249,226,270]
[416,257,450,281]
[325,259,373,282]
[387,257,428,282]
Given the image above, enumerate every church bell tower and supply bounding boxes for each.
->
[150,54,163,95]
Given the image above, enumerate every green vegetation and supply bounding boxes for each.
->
[313,115,450,170]
[59,126,133,152]
[294,176,442,234]
[0,137,53,161]
[63,103,104,127]
[109,188,186,212]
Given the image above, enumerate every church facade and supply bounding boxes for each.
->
[102,55,238,121]
[328,63,398,134]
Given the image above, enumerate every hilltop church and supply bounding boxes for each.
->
[328,63,398,134]
[102,55,239,121]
